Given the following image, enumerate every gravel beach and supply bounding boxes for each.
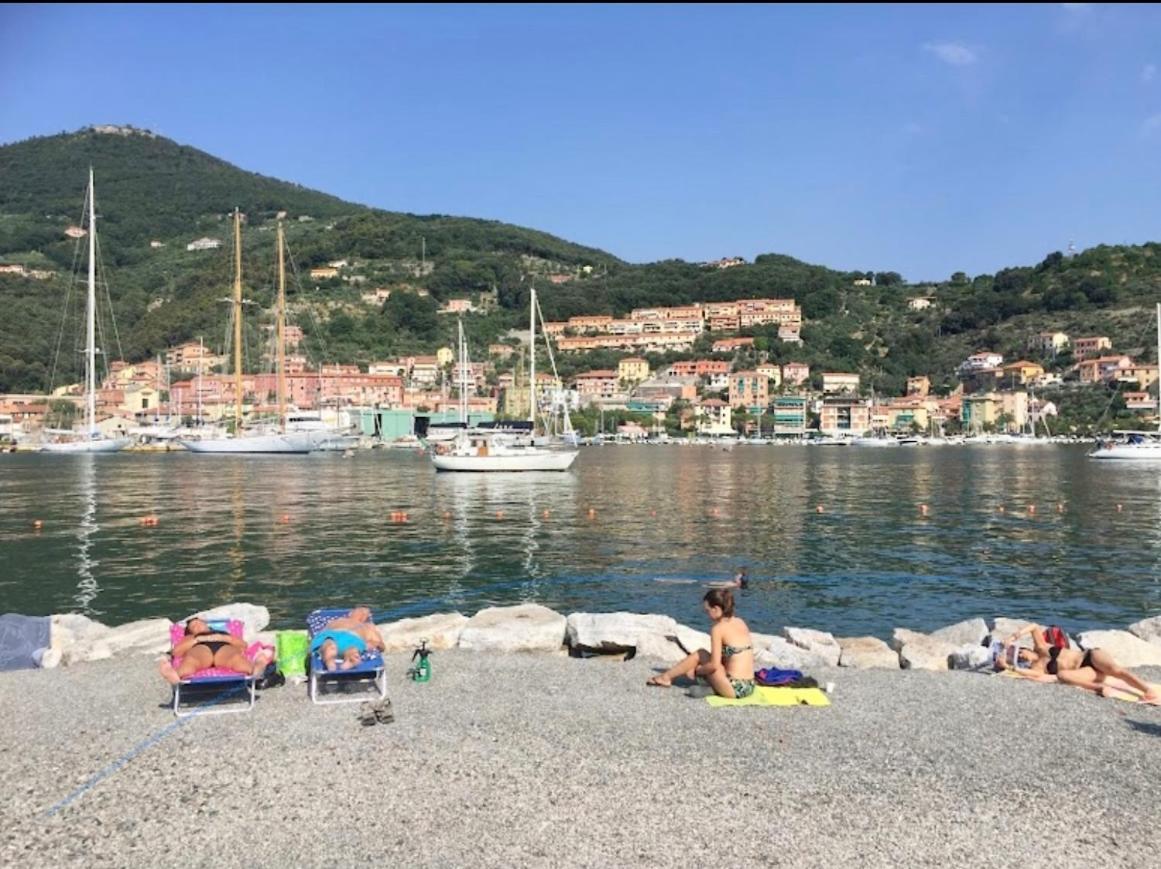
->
[2,651,1160,868]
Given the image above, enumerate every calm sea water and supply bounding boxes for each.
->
[2,446,1159,637]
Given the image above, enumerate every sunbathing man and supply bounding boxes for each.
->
[998,623,1160,703]
[159,617,272,685]
[312,606,386,672]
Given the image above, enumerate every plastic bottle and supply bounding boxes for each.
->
[410,639,431,683]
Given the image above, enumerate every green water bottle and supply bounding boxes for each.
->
[410,639,432,683]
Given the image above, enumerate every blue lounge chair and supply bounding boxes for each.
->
[167,619,263,718]
[306,608,387,705]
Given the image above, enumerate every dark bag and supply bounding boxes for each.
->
[255,661,285,691]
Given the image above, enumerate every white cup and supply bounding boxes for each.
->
[825,681,835,694]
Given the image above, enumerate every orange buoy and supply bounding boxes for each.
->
[496,510,505,520]
[997,505,1006,514]
[443,510,452,521]
[542,509,550,519]
[650,510,657,517]
[1056,503,1064,514]
[587,508,597,518]
[279,514,291,524]
[32,519,43,530]
[1116,503,1124,513]
[711,507,720,517]
[815,505,824,514]
[140,516,159,527]
[1027,504,1036,515]
[919,504,929,517]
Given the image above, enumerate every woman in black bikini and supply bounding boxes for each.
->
[1000,623,1160,702]
[158,617,271,685]
[646,588,755,698]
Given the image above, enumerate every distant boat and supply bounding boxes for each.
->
[1090,304,1161,461]
[41,170,131,454]
[431,291,578,472]
[179,214,313,454]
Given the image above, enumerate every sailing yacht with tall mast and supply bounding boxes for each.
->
[1089,302,1161,460]
[430,287,579,471]
[181,215,313,454]
[42,170,131,454]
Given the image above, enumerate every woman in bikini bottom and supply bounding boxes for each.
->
[1005,624,1159,702]
[159,617,270,685]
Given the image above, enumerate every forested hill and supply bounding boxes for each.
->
[0,125,1159,398]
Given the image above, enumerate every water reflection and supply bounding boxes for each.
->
[3,447,1161,635]
[73,456,99,614]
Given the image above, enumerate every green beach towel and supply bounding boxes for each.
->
[275,630,309,680]
[706,686,831,708]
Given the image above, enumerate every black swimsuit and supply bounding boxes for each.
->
[194,634,232,657]
[1047,646,1095,675]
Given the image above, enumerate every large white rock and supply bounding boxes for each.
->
[931,618,988,647]
[756,638,835,671]
[103,618,172,656]
[891,629,959,671]
[837,636,899,669]
[1077,630,1161,668]
[948,644,994,671]
[377,612,468,653]
[184,603,270,640]
[51,613,112,666]
[1128,615,1161,646]
[783,627,841,666]
[458,604,567,653]
[566,612,678,653]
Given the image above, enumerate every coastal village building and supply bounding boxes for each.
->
[821,372,860,395]
[713,337,755,353]
[665,360,730,378]
[362,287,392,306]
[728,371,768,413]
[958,352,1004,375]
[1072,336,1112,362]
[696,398,733,434]
[907,298,933,311]
[819,396,871,435]
[617,357,650,385]
[1075,355,1132,384]
[1029,331,1070,355]
[440,298,475,314]
[1114,362,1160,389]
[489,344,515,359]
[309,266,340,280]
[185,237,222,252]
[772,395,808,434]
[906,376,931,397]
[755,364,782,388]
[164,340,226,372]
[573,370,619,403]
[64,225,87,239]
[781,362,810,386]
[409,357,440,387]
[961,391,1028,433]
[998,361,1045,386]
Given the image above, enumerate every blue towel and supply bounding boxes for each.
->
[755,667,804,687]
[0,614,51,671]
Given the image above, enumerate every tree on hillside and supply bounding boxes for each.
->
[874,272,903,287]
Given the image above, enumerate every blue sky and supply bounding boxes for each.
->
[1,3,1159,280]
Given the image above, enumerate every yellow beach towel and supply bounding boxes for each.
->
[706,686,830,708]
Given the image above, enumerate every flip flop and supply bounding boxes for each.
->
[646,676,671,688]
[372,698,394,724]
[357,702,379,727]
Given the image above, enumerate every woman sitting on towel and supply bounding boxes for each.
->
[997,623,1160,703]
[646,588,755,698]
[159,618,272,685]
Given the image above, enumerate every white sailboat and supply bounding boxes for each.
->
[181,215,313,454]
[42,170,131,454]
[1090,303,1161,460]
[431,288,579,472]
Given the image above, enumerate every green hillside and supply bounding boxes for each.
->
[1,125,1159,411]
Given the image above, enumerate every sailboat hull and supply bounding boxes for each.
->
[431,450,579,472]
[41,437,132,454]
[180,433,314,454]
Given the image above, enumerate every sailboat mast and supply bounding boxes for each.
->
[232,209,243,432]
[197,336,204,425]
[277,221,287,432]
[86,168,97,438]
[529,286,536,427]
[458,318,468,425]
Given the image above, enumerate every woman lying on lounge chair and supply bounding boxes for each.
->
[996,623,1160,703]
[646,588,755,699]
[159,618,272,685]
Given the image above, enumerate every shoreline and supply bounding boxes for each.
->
[16,602,1161,674]
[3,646,1161,867]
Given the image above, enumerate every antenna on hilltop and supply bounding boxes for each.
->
[1066,240,1077,259]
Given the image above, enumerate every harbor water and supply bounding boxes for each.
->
[1,445,1158,636]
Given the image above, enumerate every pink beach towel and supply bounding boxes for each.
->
[168,620,270,679]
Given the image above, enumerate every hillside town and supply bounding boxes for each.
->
[1,279,1155,444]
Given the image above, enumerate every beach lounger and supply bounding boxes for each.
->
[306,608,387,705]
[167,619,266,718]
